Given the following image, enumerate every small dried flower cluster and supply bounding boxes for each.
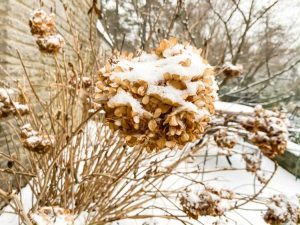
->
[20,124,54,154]
[243,154,261,173]
[213,128,238,149]
[30,206,74,225]
[263,194,300,225]
[239,105,288,158]
[180,186,234,219]
[221,62,243,77]
[95,38,217,151]
[243,153,269,184]
[0,88,29,118]
[29,9,64,53]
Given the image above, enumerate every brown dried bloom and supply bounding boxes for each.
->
[222,62,243,77]
[30,206,74,225]
[29,9,64,53]
[239,105,288,158]
[263,194,300,225]
[243,154,261,173]
[29,9,56,36]
[95,38,217,151]
[21,124,54,154]
[0,88,29,118]
[180,187,234,219]
[36,34,65,54]
[213,128,238,149]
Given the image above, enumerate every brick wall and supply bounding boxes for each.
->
[0,0,112,201]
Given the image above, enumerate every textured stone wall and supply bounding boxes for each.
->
[0,0,111,199]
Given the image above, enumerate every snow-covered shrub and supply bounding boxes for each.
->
[95,38,217,151]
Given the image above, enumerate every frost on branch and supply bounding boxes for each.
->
[263,194,300,225]
[20,124,54,154]
[95,38,218,151]
[29,9,64,53]
[239,105,288,158]
[180,186,234,219]
[30,206,75,225]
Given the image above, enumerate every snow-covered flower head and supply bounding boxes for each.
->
[95,38,218,151]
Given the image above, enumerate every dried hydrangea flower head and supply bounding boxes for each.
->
[20,123,54,154]
[222,62,243,77]
[95,38,218,151]
[243,154,261,173]
[263,194,300,225]
[30,206,74,225]
[29,9,56,36]
[0,88,29,118]
[180,186,234,219]
[239,105,288,158]
[29,9,64,53]
[213,128,238,149]
[36,34,65,54]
